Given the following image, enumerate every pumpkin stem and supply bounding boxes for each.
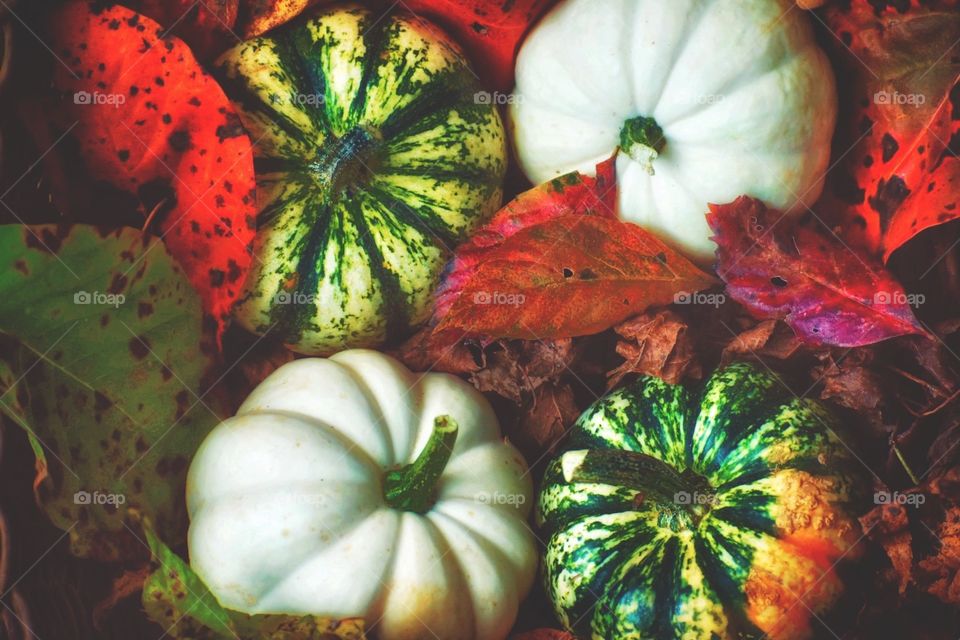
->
[560,448,714,525]
[619,115,665,176]
[309,125,382,196]
[383,415,459,514]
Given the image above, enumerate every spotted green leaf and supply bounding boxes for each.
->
[142,521,367,640]
[0,225,225,561]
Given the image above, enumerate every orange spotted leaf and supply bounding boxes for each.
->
[825,0,960,261]
[433,160,714,341]
[46,2,256,340]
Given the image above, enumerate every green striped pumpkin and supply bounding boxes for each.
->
[216,5,506,354]
[538,363,864,640]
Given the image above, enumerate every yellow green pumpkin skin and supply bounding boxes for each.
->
[217,5,506,354]
[538,363,865,640]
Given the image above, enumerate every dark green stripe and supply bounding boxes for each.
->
[364,184,459,248]
[254,155,302,175]
[342,196,406,341]
[695,530,766,639]
[711,503,777,537]
[694,366,791,476]
[561,521,658,638]
[651,536,680,638]
[378,164,502,192]
[694,533,746,620]
[378,69,473,139]
[348,12,393,125]
[214,64,309,145]
[589,536,677,639]
[253,176,311,227]
[275,26,334,135]
[268,198,335,343]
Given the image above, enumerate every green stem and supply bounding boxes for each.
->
[619,115,666,176]
[309,125,382,196]
[892,444,920,485]
[384,416,459,514]
[560,448,714,521]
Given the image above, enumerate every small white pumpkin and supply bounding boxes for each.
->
[187,350,536,640]
[509,0,837,261]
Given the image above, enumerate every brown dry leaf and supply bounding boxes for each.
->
[927,417,960,478]
[928,466,960,501]
[391,328,483,376]
[918,506,960,604]
[511,383,580,457]
[721,320,803,364]
[902,335,958,399]
[471,339,577,404]
[813,350,886,426]
[861,502,914,594]
[608,310,700,388]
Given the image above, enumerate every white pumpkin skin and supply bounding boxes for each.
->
[187,350,536,640]
[509,0,837,262]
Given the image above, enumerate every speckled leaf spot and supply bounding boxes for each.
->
[215,4,506,355]
[825,0,960,260]
[537,362,865,640]
[48,2,257,340]
[0,225,226,561]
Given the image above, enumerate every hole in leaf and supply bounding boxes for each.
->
[562,267,573,278]
[770,276,788,288]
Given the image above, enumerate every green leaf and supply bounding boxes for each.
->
[0,224,225,560]
[141,522,367,640]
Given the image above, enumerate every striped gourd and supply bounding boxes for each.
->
[216,5,506,354]
[538,362,864,640]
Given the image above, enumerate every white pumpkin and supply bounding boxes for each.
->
[186,350,536,640]
[509,0,837,261]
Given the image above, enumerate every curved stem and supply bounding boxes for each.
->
[309,125,382,196]
[619,115,665,176]
[560,448,714,522]
[384,416,459,514]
